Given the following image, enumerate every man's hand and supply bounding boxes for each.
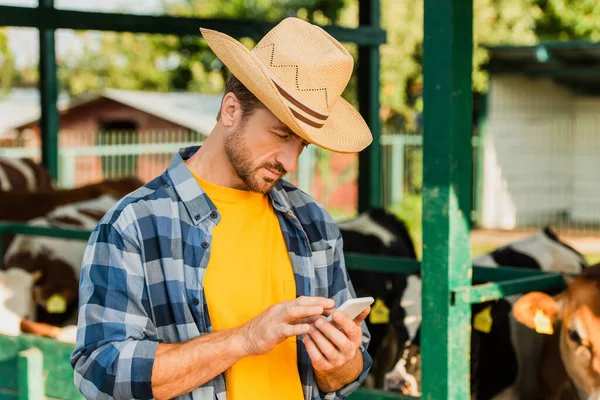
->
[240,296,335,356]
[303,306,370,393]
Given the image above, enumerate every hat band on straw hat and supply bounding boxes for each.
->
[251,50,330,129]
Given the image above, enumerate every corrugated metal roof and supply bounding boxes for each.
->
[102,89,223,134]
[484,41,600,94]
[1,88,224,135]
[0,88,69,136]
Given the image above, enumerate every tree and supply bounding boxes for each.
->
[535,0,600,40]
[378,0,542,133]
[0,29,16,97]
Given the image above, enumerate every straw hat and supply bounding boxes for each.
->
[199,17,373,153]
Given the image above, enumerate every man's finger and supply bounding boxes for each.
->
[303,335,333,370]
[291,315,321,325]
[332,312,362,344]
[295,296,335,309]
[307,324,345,366]
[286,305,325,321]
[281,323,310,338]
[313,316,354,354]
[353,307,371,325]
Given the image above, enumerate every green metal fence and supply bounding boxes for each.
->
[0,222,569,400]
[0,1,587,399]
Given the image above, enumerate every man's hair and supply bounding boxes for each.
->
[217,74,264,122]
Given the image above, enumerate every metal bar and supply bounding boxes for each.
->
[357,0,383,212]
[390,135,405,206]
[17,348,43,400]
[0,6,386,46]
[345,253,420,275]
[420,0,473,398]
[349,387,416,400]
[38,0,59,181]
[454,273,566,305]
[0,223,92,240]
[472,264,553,282]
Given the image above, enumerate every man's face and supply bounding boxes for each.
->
[224,106,308,194]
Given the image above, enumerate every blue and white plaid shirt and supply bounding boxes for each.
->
[71,146,372,400]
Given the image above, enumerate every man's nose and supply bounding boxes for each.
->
[276,140,304,173]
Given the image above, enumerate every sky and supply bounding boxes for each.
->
[1,0,165,68]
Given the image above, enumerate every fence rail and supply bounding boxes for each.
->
[1,130,598,234]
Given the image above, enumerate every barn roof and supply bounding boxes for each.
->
[2,88,224,135]
[0,88,69,137]
[484,40,600,95]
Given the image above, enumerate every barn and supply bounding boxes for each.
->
[477,42,600,232]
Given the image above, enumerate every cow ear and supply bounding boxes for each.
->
[30,270,43,284]
[513,292,561,332]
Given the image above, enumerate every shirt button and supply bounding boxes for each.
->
[202,241,209,249]
[210,211,218,219]
[191,298,199,306]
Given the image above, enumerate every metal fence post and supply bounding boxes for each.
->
[358,0,383,212]
[38,0,60,181]
[390,135,406,206]
[421,0,474,398]
[58,151,76,189]
[17,348,44,400]
[297,145,315,194]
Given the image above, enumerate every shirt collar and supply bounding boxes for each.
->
[166,146,293,224]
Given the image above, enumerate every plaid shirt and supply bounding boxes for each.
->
[71,146,372,400]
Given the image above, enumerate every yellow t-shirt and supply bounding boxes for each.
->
[190,170,304,400]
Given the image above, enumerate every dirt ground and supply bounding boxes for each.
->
[471,228,600,256]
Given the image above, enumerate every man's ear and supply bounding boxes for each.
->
[219,92,240,128]
[513,291,561,331]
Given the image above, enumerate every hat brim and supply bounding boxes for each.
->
[200,27,372,154]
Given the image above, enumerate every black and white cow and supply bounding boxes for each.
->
[384,227,588,400]
[337,208,420,387]
[3,193,122,332]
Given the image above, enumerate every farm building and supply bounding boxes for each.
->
[0,87,360,216]
[477,42,600,233]
[1,88,221,185]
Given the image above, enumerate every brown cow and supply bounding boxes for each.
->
[0,157,54,193]
[0,177,143,222]
[513,264,600,400]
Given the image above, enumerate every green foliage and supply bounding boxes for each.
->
[4,0,600,124]
[0,29,15,97]
[535,0,600,40]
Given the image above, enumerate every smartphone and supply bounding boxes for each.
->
[326,296,374,322]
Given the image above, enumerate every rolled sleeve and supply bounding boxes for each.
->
[320,229,373,399]
[323,345,373,400]
[71,222,159,400]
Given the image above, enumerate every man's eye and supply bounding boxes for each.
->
[273,131,288,139]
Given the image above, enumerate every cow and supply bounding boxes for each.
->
[337,208,419,388]
[0,176,143,263]
[383,227,588,399]
[0,176,143,222]
[0,267,40,336]
[512,263,600,400]
[0,157,54,193]
[3,191,134,330]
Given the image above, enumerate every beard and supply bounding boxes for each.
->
[223,125,286,194]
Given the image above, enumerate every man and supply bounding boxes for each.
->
[71,17,373,400]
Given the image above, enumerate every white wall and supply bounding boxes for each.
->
[572,98,600,223]
[480,76,575,229]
